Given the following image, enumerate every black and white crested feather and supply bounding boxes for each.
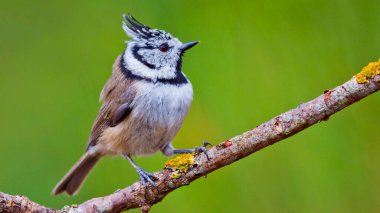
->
[122,14,172,41]
[122,14,151,39]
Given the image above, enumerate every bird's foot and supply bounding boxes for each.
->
[135,166,157,188]
[194,141,212,160]
[173,141,212,160]
[124,154,158,188]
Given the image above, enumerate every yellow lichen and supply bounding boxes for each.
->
[165,153,194,173]
[170,171,182,179]
[355,59,380,84]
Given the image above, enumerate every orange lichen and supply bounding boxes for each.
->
[355,59,380,84]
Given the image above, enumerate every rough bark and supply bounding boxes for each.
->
[0,192,56,213]
[1,60,379,213]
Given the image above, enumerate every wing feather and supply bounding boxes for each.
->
[86,55,136,150]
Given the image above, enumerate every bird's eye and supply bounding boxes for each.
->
[158,43,169,52]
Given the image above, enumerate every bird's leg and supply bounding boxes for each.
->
[123,154,157,187]
[162,142,212,160]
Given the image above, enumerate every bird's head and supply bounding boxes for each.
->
[122,14,198,82]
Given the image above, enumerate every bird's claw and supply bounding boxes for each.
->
[194,141,212,160]
[136,167,157,188]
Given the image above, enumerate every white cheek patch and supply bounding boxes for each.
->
[124,46,178,81]
[138,47,179,71]
[138,48,160,66]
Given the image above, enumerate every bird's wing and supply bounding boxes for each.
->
[85,102,114,151]
[85,55,137,150]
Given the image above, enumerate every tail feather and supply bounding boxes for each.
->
[52,152,99,196]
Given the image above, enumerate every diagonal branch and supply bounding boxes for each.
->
[1,59,380,213]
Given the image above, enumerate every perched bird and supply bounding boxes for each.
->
[53,14,209,196]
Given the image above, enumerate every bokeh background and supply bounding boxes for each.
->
[1,0,380,212]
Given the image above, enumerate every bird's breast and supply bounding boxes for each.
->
[132,81,193,127]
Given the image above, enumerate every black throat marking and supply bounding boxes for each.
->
[120,51,188,85]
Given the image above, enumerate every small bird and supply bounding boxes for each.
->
[52,14,209,195]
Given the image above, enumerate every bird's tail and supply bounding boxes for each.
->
[52,152,100,196]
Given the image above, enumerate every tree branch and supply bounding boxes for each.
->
[0,192,56,213]
[1,60,380,213]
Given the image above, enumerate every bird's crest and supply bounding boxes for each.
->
[122,14,171,41]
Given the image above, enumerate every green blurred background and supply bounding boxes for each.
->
[1,0,380,212]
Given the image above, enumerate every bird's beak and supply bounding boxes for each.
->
[180,41,199,52]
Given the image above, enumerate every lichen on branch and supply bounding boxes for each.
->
[165,153,195,179]
[355,59,380,83]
